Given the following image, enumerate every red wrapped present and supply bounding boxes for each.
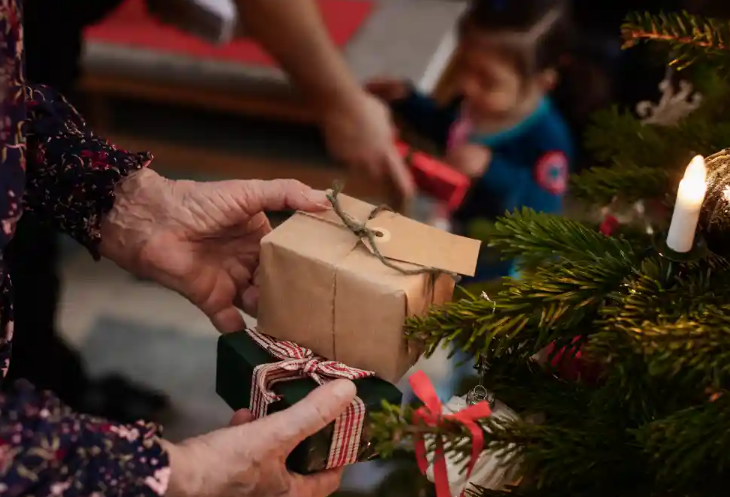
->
[395,141,471,213]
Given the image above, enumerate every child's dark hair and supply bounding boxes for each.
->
[458,0,616,171]
[458,0,573,80]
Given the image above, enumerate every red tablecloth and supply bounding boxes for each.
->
[84,0,374,67]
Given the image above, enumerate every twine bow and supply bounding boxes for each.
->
[327,182,459,281]
[410,370,492,497]
[246,328,374,468]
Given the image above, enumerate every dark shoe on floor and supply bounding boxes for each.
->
[81,374,171,424]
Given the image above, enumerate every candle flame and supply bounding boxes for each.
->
[684,155,706,183]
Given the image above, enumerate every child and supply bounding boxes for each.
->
[368,0,575,282]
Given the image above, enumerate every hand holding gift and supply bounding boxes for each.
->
[101,174,331,334]
[163,379,356,497]
[217,329,403,473]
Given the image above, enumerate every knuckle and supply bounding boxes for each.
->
[282,178,307,191]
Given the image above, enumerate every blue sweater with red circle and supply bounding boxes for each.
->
[392,90,574,280]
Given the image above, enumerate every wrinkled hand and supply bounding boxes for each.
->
[163,380,357,497]
[100,169,330,332]
[321,90,415,199]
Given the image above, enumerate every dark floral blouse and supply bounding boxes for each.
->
[0,1,170,496]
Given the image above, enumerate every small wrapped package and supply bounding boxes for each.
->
[425,395,519,495]
[395,140,471,213]
[216,329,403,474]
[258,191,480,383]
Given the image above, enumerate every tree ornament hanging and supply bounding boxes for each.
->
[636,69,702,126]
[424,394,519,496]
[597,196,666,238]
[698,149,730,256]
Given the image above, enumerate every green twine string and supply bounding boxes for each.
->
[326,181,458,281]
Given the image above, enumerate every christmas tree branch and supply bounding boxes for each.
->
[570,165,671,206]
[622,11,727,51]
[622,11,730,69]
[467,485,601,497]
[588,329,695,424]
[481,359,591,423]
[407,232,642,360]
[371,401,647,497]
[467,486,528,497]
[584,106,671,167]
[619,320,730,388]
[603,254,730,325]
[467,219,496,243]
[466,486,514,497]
[582,66,730,180]
[638,396,730,494]
[486,210,637,263]
[587,256,730,420]
[371,403,527,468]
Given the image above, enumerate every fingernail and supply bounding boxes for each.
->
[301,190,331,209]
[332,379,356,398]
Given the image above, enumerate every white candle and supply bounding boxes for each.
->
[666,155,707,253]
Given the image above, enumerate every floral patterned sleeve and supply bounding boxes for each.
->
[0,83,171,496]
[0,381,170,497]
[22,84,152,259]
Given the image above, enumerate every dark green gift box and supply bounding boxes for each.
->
[216,330,403,474]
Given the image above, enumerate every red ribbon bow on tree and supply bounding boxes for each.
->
[410,370,492,497]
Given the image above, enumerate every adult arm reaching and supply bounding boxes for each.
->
[233,0,415,199]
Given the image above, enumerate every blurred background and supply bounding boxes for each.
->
[17,0,730,495]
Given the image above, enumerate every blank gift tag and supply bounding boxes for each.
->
[364,213,481,276]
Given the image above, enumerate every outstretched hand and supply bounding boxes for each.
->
[321,91,415,200]
[100,170,330,332]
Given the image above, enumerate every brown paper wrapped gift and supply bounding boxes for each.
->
[258,192,481,383]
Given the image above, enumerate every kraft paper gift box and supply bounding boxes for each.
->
[216,329,403,474]
[257,191,481,383]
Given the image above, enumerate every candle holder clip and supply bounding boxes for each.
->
[652,232,708,262]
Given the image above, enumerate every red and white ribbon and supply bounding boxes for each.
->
[411,371,492,497]
[245,328,374,468]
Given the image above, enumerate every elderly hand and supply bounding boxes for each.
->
[100,169,330,332]
[321,90,415,200]
[163,379,356,497]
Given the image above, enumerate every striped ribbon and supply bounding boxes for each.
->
[245,328,374,468]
